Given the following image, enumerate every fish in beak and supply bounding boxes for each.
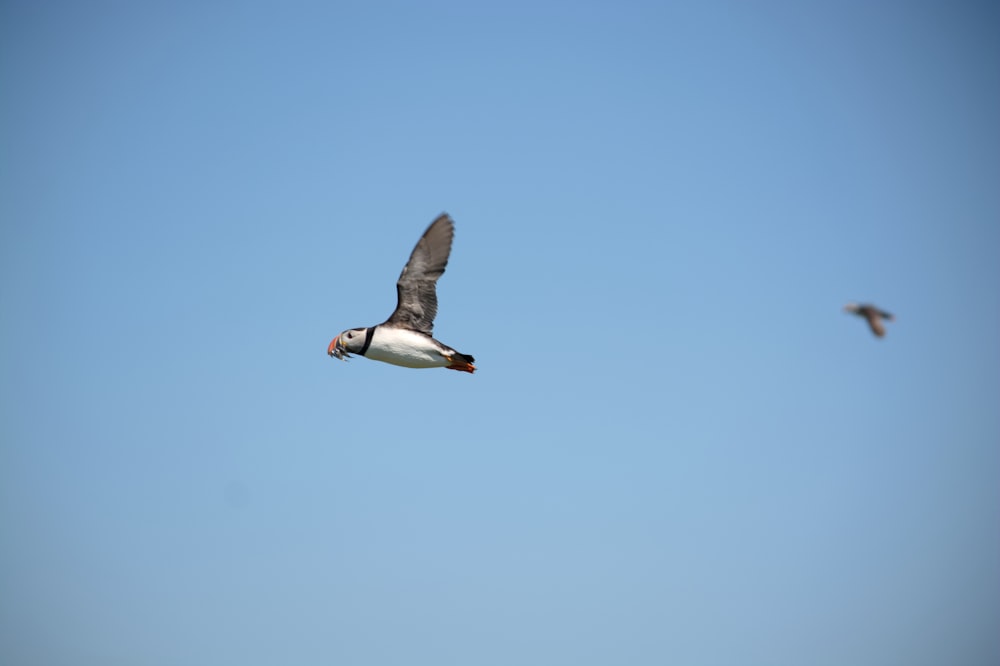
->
[327,335,349,361]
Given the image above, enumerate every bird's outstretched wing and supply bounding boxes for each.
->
[383,214,455,335]
[865,312,886,337]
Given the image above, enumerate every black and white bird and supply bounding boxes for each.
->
[844,302,895,338]
[327,214,475,373]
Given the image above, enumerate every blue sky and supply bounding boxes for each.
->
[1,1,998,664]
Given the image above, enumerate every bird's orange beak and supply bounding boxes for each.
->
[327,335,339,357]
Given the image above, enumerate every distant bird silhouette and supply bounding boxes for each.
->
[844,303,894,338]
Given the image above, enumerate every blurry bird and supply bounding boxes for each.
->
[327,214,476,373]
[844,302,895,338]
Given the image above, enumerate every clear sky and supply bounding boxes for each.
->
[2,1,998,664]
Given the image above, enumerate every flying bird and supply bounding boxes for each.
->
[844,302,895,338]
[327,214,475,373]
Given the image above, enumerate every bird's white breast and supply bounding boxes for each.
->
[365,327,448,368]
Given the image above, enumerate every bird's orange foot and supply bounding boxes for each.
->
[446,361,476,374]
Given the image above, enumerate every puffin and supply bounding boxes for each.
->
[327,214,476,373]
[844,302,895,338]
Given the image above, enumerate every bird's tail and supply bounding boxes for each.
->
[446,353,476,374]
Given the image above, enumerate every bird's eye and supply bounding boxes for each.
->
[347,332,354,339]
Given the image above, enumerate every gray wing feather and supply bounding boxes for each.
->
[383,214,455,334]
[866,313,886,337]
